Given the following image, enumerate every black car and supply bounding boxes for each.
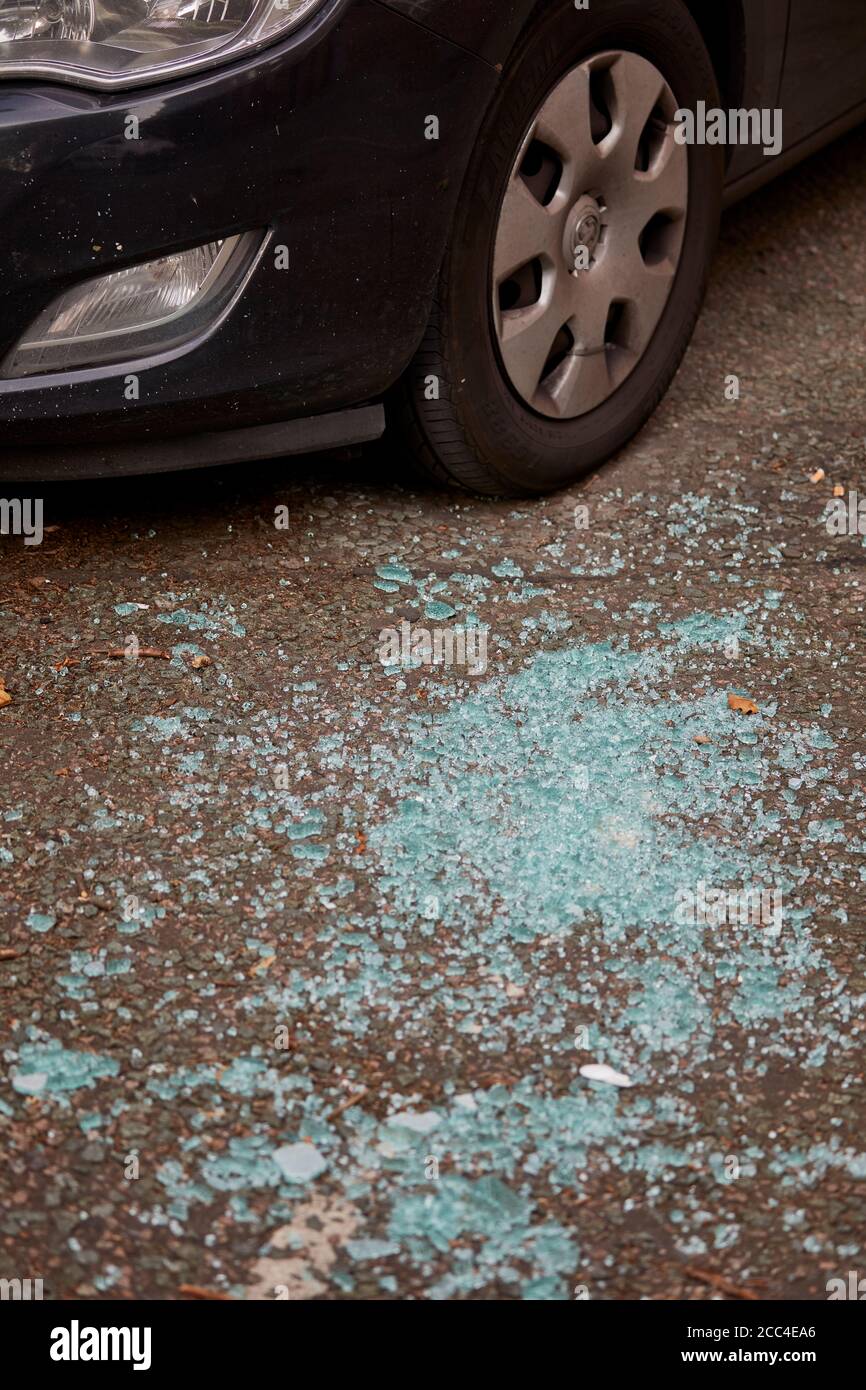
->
[1,0,864,494]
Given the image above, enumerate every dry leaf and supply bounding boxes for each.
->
[191,654,211,669]
[0,681,11,708]
[728,693,759,715]
[809,468,826,483]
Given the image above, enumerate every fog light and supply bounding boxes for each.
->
[3,232,263,379]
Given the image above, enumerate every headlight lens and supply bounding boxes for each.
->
[0,0,326,89]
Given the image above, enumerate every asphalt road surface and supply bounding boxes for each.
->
[2,125,865,1302]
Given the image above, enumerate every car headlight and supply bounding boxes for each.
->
[0,0,327,90]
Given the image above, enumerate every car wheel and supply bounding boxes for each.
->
[390,0,724,496]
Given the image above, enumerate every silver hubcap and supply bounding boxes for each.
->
[492,51,689,420]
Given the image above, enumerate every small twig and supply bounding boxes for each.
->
[329,1087,369,1121]
[179,1285,234,1301]
[94,646,172,660]
[683,1267,760,1301]
[248,954,276,978]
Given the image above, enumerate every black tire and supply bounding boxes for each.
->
[389,0,724,497]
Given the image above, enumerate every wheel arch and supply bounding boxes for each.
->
[383,1,748,127]
[512,1,747,117]
[681,1,748,130]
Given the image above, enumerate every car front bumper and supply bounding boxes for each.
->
[0,0,496,473]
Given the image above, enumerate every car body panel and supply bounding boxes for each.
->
[0,0,864,472]
[382,1,864,177]
[0,0,496,447]
[780,0,866,146]
[375,0,531,69]
[723,0,786,181]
